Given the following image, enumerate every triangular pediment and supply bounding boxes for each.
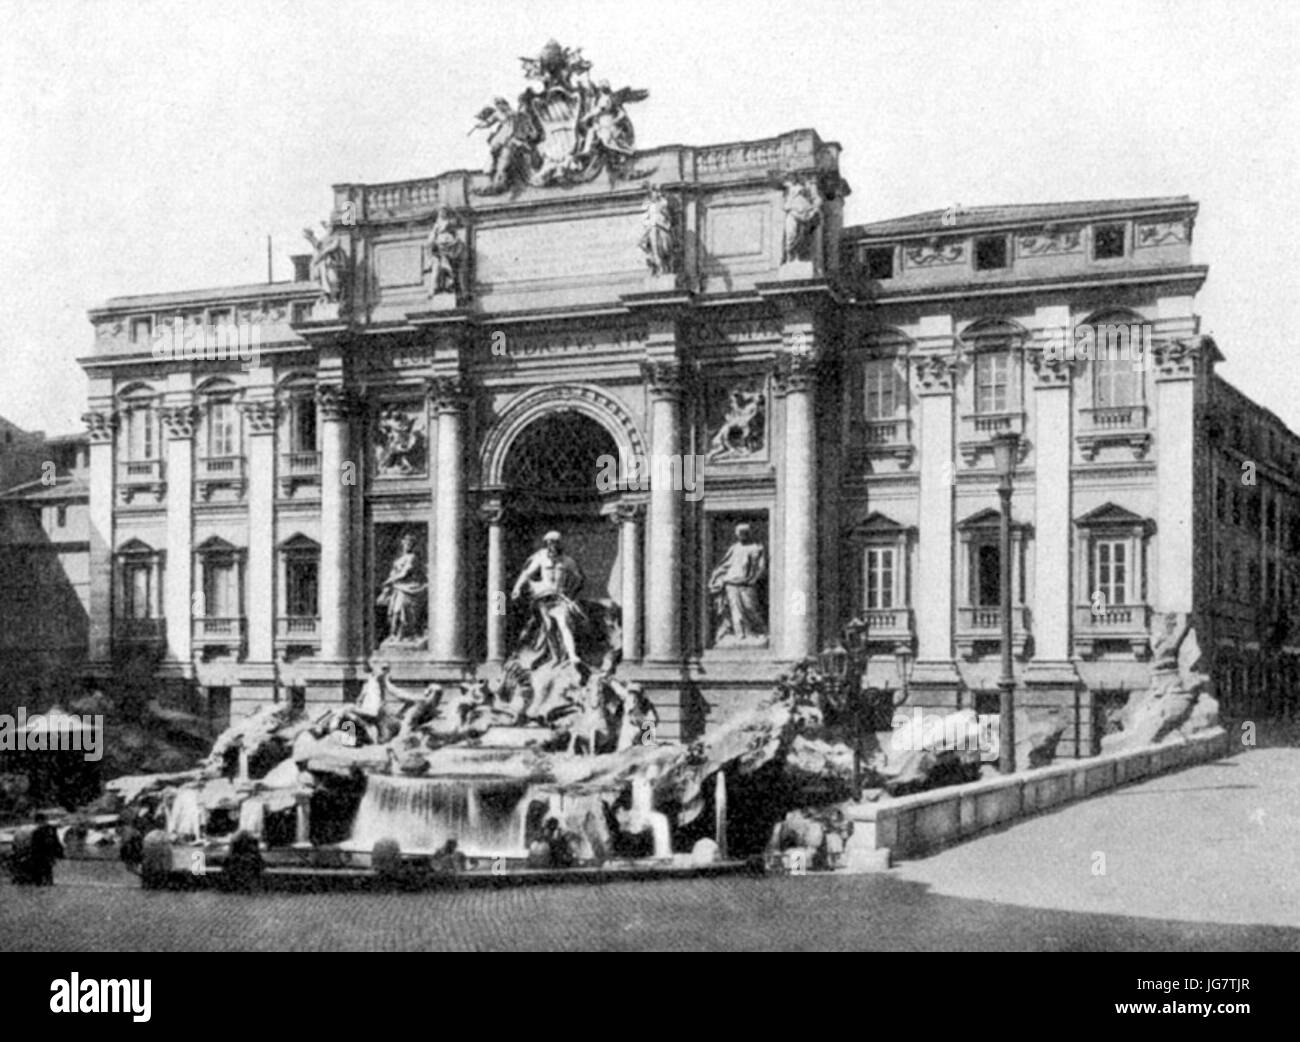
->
[277,533,320,551]
[957,507,1003,529]
[846,511,912,537]
[1075,502,1149,527]
[196,535,241,555]
[117,537,157,555]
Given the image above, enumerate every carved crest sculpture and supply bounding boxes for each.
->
[472,40,648,194]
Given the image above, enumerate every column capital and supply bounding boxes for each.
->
[641,359,685,400]
[159,405,199,440]
[239,398,280,434]
[772,346,822,395]
[477,500,506,526]
[1153,335,1220,381]
[82,410,117,444]
[602,499,646,524]
[427,374,472,413]
[1027,348,1080,388]
[315,383,356,421]
[912,351,962,395]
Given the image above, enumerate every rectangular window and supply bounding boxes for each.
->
[975,352,1011,413]
[1093,223,1126,259]
[291,397,317,452]
[123,562,152,619]
[208,400,238,457]
[862,247,894,280]
[1094,356,1139,407]
[973,543,1001,606]
[130,316,154,345]
[865,547,896,609]
[1093,539,1129,604]
[286,557,319,617]
[207,687,231,734]
[124,408,156,461]
[203,557,239,618]
[56,505,67,528]
[863,359,901,421]
[974,235,1008,271]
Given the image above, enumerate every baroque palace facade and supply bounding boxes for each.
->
[79,44,1299,752]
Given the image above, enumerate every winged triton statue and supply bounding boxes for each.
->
[472,40,648,193]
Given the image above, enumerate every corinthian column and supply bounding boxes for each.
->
[604,500,645,663]
[642,360,684,663]
[317,384,352,662]
[83,409,116,664]
[430,376,470,664]
[774,342,820,661]
[478,499,506,664]
[160,404,197,666]
[240,399,278,664]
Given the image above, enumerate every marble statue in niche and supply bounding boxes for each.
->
[376,533,428,644]
[709,523,768,645]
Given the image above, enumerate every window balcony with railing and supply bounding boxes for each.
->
[279,451,322,497]
[957,411,1026,466]
[1077,404,1151,460]
[1073,602,1151,658]
[858,606,915,653]
[195,455,246,500]
[193,616,247,651]
[276,615,320,649]
[117,459,165,504]
[956,604,1030,659]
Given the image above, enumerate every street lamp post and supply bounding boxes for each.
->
[991,431,1020,774]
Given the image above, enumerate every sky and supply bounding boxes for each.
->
[1,0,1297,436]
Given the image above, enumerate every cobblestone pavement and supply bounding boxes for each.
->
[3,744,1298,951]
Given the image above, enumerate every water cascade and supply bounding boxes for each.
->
[347,774,539,858]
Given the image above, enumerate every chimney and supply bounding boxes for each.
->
[290,254,312,283]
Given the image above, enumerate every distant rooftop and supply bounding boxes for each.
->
[0,474,88,502]
[847,196,1196,239]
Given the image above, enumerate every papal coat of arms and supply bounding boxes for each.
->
[472,40,648,193]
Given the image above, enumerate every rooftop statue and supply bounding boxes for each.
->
[302,222,348,304]
[472,40,648,194]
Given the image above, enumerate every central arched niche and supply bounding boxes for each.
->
[500,409,622,604]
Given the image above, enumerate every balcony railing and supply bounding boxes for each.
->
[116,458,165,504]
[1077,404,1152,461]
[858,606,915,652]
[193,616,246,645]
[114,617,166,643]
[276,616,321,648]
[1082,404,1148,430]
[1074,603,1151,658]
[195,455,246,500]
[279,451,322,497]
[197,455,244,480]
[958,411,1026,466]
[956,604,1030,659]
[118,459,163,483]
